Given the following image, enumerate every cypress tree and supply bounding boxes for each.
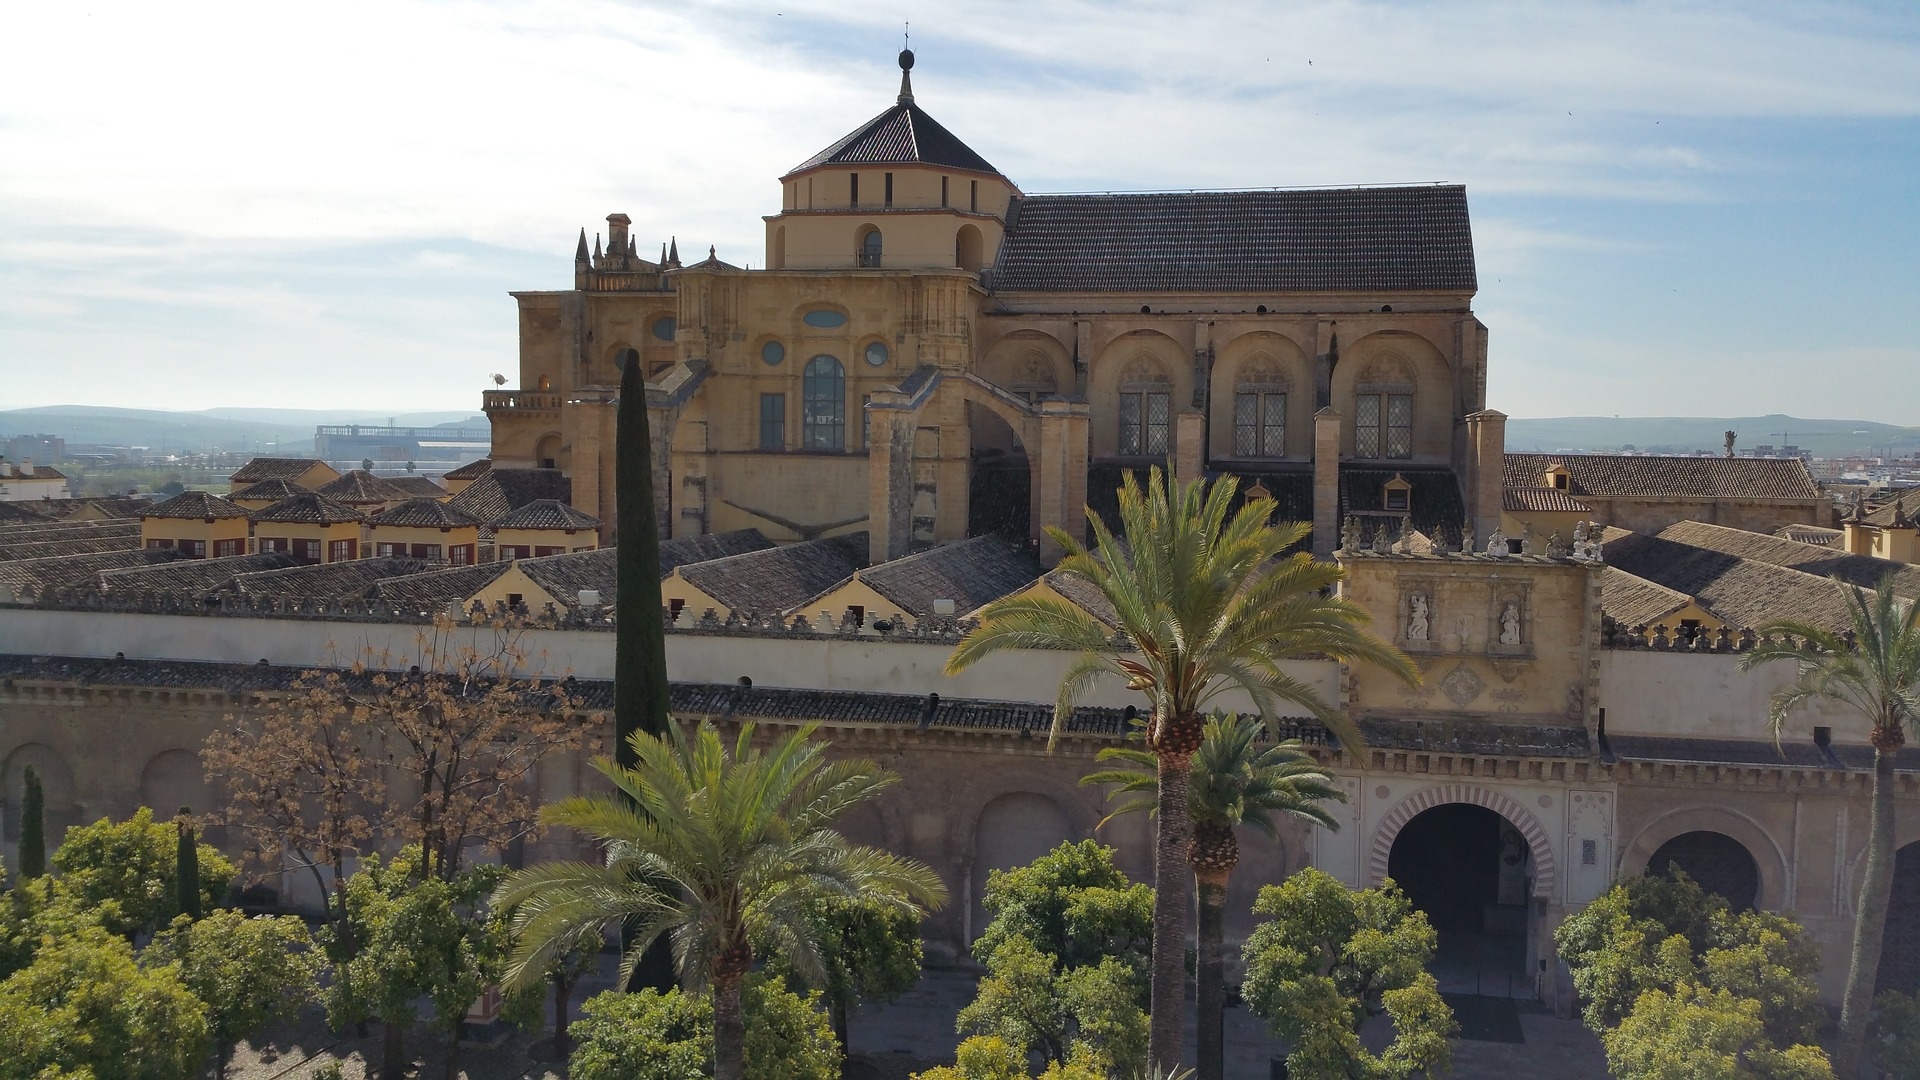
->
[616,348,671,762]
[176,807,202,919]
[17,765,45,880]
[615,347,675,990]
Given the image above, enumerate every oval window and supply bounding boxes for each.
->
[802,309,847,330]
[651,317,677,341]
[864,341,889,367]
[761,340,785,366]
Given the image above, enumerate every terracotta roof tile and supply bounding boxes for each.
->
[383,476,447,498]
[658,529,775,574]
[230,457,332,484]
[373,562,514,610]
[849,535,1043,618]
[1600,530,1857,630]
[441,458,491,480]
[446,469,572,522]
[143,490,250,520]
[315,470,409,505]
[1504,486,1593,513]
[228,557,437,601]
[1774,524,1842,547]
[1863,487,1920,528]
[990,186,1476,294]
[490,499,602,531]
[366,498,484,529]
[0,547,188,591]
[1598,566,1695,628]
[228,478,314,503]
[1503,453,1820,501]
[679,533,870,615]
[98,552,306,595]
[250,493,366,525]
[1655,520,1920,598]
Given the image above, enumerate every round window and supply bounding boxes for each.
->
[864,341,889,367]
[761,340,785,366]
[651,317,677,341]
[802,309,847,329]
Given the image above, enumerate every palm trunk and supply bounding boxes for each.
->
[1835,741,1900,1078]
[1194,870,1229,1080]
[1150,750,1195,1073]
[553,977,574,1057]
[713,973,747,1080]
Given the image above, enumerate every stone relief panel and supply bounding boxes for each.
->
[1565,789,1616,904]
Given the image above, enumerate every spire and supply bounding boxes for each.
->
[667,237,680,268]
[629,235,638,258]
[897,37,915,104]
[575,228,589,263]
[593,233,603,264]
[660,241,668,266]
[708,244,717,260]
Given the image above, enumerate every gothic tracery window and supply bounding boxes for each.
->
[1116,355,1170,457]
[1355,390,1413,459]
[1233,359,1287,457]
[803,355,845,450]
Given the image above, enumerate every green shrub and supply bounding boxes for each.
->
[569,978,839,1080]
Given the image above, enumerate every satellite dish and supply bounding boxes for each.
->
[492,373,507,387]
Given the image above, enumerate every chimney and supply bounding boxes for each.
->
[607,214,631,261]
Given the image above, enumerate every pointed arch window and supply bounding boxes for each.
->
[803,355,846,450]
[1117,356,1171,457]
[1232,360,1288,457]
[1355,386,1414,460]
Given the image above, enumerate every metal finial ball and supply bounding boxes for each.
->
[899,48,915,71]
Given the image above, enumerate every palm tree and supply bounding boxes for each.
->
[1083,711,1347,1080]
[493,720,948,1080]
[947,467,1415,1071]
[1740,574,1920,1077]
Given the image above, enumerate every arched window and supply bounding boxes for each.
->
[803,355,846,450]
[1649,831,1760,911]
[1117,356,1171,457]
[858,228,883,268]
[1353,357,1414,460]
[1233,359,1288,458]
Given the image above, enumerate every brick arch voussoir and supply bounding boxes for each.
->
[1368,783,1558,898]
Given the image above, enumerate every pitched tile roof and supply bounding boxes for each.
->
[677,533,871,615]
[1864,487,1920,528]
[383,475,447,498]
[227,478,314,503]
[1504,486,1593,513]
[0,548,189,591]
[0,531,142,561]
[143,490,250,520]
[788,101,1000,176]
[229,457,333,484]
[1502,453,1821,501]
[227,556,437,600]
[491,499,602,531]
[1026,567,1121,628]
[441,458,492,480]
[847,535,1044,618]
[372,562,515,611]
[989,186,1476,294]
[446,469,572,522]
[1655,520,1920,598]
[98,552,306,595]
[515,548,618,603]
[314,469,410,505]
[366,498,484,529]
[658,529,776,574]
[1600,530,1858,631]
[1774,524,1842,547]
[250,493,366,525]
[1598,565,1696,628]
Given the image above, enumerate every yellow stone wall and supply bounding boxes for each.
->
[140,515,249,557]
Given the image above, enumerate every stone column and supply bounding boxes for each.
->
[1464,409,1507,545]
[1037,399,1092,566]
[1174,409,1206,481]
[1313,407,1343,558]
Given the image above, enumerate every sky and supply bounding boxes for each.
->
[1,0,1917,422]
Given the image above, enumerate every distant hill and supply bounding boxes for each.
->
[0,406,484,455]
[1503,415,1920,458]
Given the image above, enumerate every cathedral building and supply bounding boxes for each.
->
[487,50,1501,564]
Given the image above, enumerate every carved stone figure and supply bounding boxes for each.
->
[1408,593,1430,642]
[1520,522,1535,556]
[1461,520,1475,556]
[1545,530,1568,558]
[1341,516,1361,552]
[1487,526,1506,557]
[1499,601,1522,645]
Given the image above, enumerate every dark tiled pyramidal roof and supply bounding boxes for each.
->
[492,499,601,531]
[367,498,483,529]
[441,458,491,480]
[228,478,313,502]
[1503,453,1820,501]
[143,490,249,520]
[99,552,305,594]
[447,469,572,522]
[373,562,513,610]
[384,476,447,498]
[227,557,436,601]
[789,101,999,176]
[515,548,617,602]
[316,470,408,504]
[251,493,365,525]
[0,548,188,591]
[990,186,1476,293]
[230,457,331,484]
[1656,520,1920,598]
[855,534,1043,618]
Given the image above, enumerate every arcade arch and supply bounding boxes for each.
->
[1211,331,1310,462]
[1091,332,1187,460]
[1620,805,1788,912]
[3,743,76,844]
[972,791,1075,939]
[1330,331,1453,463]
